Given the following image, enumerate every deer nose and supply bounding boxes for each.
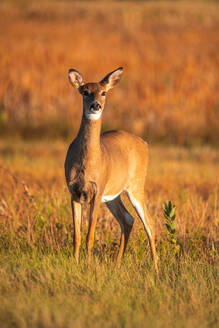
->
[90,101,101,112]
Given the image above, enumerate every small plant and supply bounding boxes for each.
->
[163,201,180,256]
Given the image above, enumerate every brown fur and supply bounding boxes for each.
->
[65,68,158,272]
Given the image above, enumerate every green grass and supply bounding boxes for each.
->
[0,237,218,328]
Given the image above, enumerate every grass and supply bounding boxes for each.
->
[0,250,217,328]
[0,138,218,327]
[0,2,218,325]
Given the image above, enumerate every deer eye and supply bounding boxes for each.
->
[101,91,106,96]
[83,90,89,96]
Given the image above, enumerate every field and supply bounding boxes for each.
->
[0,1,219,327]
[0,139,218,328]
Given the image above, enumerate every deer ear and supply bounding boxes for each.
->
[100,67,123,91]
[68,69,84,89]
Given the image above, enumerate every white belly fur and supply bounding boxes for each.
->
[101,191,122,203]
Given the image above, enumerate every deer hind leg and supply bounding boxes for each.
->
[71,197,82,264]
[126,191,158,274]
[106,196,134,265]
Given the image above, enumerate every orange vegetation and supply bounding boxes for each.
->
[0,140,218,248]
[0,1,219,144]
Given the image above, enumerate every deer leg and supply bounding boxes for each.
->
[71,198,82,264]
[127,191,158,274]
[87,197,101,262]
[107,196,134,265]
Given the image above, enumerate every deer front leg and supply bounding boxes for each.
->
[71,197,82,264]
[87,196,101,262]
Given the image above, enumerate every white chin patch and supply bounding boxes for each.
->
[85,111,102,120]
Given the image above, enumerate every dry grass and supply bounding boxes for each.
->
[0,1,219,144]
[0,139,218,244]
[0,139,218,327]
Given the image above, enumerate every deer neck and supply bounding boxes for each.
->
[77,114,102,161]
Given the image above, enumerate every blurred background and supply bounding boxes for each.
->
[0,0,218,145]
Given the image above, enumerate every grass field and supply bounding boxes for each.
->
[0,139,218,327]
[0,1,219,327]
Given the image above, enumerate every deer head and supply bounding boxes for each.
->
[68,67,123,120]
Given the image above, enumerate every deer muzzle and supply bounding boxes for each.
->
[90,101,101,112]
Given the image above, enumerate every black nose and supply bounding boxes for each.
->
[90,102,101,112]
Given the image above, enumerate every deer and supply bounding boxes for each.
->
[65,67,158,273]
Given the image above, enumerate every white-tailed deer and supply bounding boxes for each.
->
[65,67,158,272]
